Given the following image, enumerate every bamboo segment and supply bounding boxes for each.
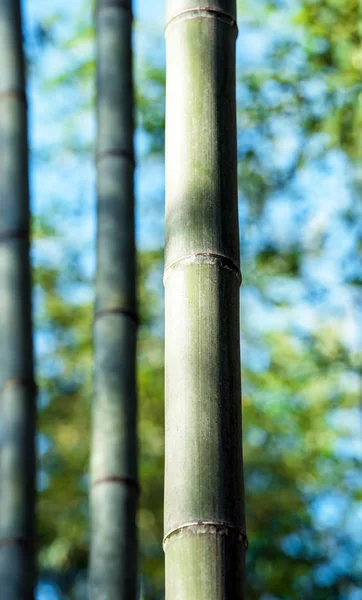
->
[165,524,245,598]
[0,2,36,598]
[164,1,246,598]
[90,1,138,598]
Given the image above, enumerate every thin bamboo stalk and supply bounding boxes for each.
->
[0,1,36,598]
[90,1,138,598]
[164,1,247,598]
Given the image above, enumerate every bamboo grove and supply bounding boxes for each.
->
[0,0,247,597]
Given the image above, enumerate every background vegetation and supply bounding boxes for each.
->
[22,0,362,597]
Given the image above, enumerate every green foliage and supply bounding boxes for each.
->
[35,249,165,596]
[31,0,362,598]
[295,0,361,158]
[35,239,361,598]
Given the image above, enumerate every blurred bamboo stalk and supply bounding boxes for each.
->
[164,1,247,597]
[0,1,36,598]
[90,1,138,598]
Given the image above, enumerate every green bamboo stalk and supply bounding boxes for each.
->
[164,1,247,598]
[90,1,138,598]
[0,1,36,599]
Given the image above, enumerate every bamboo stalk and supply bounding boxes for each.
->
[90,1,138,598]
[164,1,247,597]
[0,1,36,598]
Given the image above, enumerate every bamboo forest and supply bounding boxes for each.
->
[0,0,361,598]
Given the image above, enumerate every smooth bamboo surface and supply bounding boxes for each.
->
[164,1,246,597]
[0,1,36,598]
[90,1,138,598]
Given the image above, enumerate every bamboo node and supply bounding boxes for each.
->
[91,475,140,495]
[163,520,248,551]
[0,89,27,103]
[0,378,37,397]
[94,307,139,326]
[0,537,36,549]
[96,148,136,168]
[163,252,242,285]
[165,8,238,37]
[0,228,30,244]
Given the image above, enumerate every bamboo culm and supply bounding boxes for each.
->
[164,1,247,598]
[0,1,36,598]
[90,1,138,598]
